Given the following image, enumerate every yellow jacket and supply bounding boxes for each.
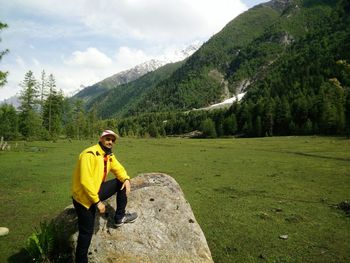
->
[72,143,130,208]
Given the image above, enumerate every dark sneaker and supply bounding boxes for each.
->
[114,212,138,227]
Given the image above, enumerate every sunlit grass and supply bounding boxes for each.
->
[0,137,349,262]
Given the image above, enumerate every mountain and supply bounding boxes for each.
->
[71,59,165,104]
[122,0,347,115]
[86,0,349,130]
[72,43,202,105]
[86,61,184,118]
[87,0,284,117]
[0,95,20,109]
[96,0,286,116]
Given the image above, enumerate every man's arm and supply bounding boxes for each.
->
[79,153,100,204]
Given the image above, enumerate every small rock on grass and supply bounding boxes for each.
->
[279,234,288,240]
[0,227,9,236]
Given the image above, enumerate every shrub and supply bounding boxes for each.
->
[26,220,72,263]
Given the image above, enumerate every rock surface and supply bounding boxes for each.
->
[0,227,9,236]
[60,173,213,263]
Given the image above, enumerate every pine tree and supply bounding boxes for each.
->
[87,106,101,139]
[254,115,263,137]
[42,74,56,135]
[223,114,237,135]
[39,70,48,112]
[275,96,291,135]
[148,122,159,138]
[0,22,9,87]
[42,76,64,139]
[345,92,350,137]
[73,100,87,140]
[0,104,18,140]
[201,118,217,138]
[263,99,274,136]
[18,71,42,139]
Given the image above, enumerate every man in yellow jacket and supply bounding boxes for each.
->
[72,129,137,263]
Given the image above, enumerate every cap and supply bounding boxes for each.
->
[100,129,118,140]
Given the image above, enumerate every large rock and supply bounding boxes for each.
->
[60,173,213,263]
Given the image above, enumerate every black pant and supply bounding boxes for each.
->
[73,179,127,263]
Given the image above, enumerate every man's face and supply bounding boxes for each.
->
[100,136,115,149]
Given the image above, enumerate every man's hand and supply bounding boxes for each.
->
[121,179,131,195]
[97,201,106,214]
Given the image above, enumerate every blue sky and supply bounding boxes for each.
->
[0,0,269,100]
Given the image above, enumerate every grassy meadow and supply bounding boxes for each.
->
[0,136,349,262]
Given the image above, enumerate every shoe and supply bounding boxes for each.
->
[114,212,138,227]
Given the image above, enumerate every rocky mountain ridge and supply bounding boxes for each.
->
[261,0,294,12]
[71,42,202,104]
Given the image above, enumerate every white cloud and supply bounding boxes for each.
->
[15,56,26,69]
[3,0,247,43]
[58,70,103,94]
[33,58,40,67]
[0,0,258,100]
[64,47,113,68]
[114,47,152,70]
[76,0,248,43]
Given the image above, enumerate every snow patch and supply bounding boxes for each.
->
[203,93,245,110]
[208,93,245,108]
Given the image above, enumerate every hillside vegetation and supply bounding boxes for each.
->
[90,0,347,113]
[1,0,349,141]
[86,0,350,138]
[87,61,183,118]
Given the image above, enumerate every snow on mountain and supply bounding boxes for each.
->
[197,93,246,111]
[103,59,165,87]
[72,42,203,100]
[0,42,203,106]
[0,95,20,109]
[106,41,203,84]
[107,42,202,84]
[159,41,203,63]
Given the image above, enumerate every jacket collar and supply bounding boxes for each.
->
[96,142,113,156]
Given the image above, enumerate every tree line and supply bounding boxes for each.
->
[0,70,114,141]
[113,85,350,139]
[1,0,349,140]
[1,65,349,141]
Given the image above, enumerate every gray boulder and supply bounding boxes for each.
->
[60,173,213,263]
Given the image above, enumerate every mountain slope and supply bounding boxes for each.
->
[123,0,342,116]
[88,0,347,122]
[90,0,349,138]
[72,43,202,106]
[87,61,184,118]
[71,59,165,104]
[125,2,284,114]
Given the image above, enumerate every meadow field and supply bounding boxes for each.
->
[0,136,349,262]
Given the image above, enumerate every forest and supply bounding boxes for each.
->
[0,0,349,140]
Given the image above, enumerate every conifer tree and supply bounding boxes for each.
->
[42,75,64,138]
[223,114,237,135]
[18,71,42,139]
[263,99,274,136]
[39,70,48,112]
[201,118,217,138]
[0,104,18,140]
[0,22,9,87]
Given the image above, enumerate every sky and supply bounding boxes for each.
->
[0,0,269,101]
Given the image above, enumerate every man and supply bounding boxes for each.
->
[72,129,137,263]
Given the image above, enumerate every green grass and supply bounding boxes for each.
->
[0,137,349,262]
